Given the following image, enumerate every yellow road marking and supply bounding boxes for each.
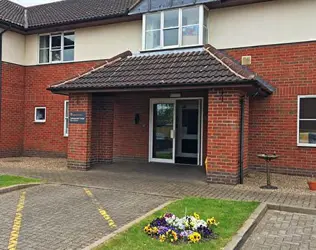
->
[8,191,26,250]
[83,188,117,229]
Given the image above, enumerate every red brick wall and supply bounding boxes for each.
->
[91,95,114,162]
[23,61,102,157]
[206,90,245,184]
[0,63,25,157]
[113,93,150,161]
[68,93,92,169]
[243,96,249,174]
[226,42,316,175]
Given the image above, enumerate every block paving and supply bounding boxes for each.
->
[0,185,169,250]
[242,210,316,250]
[0,160,316,249]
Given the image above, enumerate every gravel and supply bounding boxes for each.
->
[235,171,316,195]
[0,157,67,171]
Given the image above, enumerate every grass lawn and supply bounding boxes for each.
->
[98,197,259,250]
[0,175,40,188]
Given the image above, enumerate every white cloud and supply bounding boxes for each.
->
[11,0,62,7]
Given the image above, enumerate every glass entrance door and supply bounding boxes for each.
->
[150,101,176,163]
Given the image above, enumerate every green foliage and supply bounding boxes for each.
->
[97,197,259,250]
[0,175,40,188]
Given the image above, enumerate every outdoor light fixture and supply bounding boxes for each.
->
[134,113,140,124]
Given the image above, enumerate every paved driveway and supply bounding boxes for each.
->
[0,185,170,250]
[1,158,316,250]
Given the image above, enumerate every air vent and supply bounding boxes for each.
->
[241,56,252,66]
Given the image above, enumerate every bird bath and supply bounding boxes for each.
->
[257,153,279,190]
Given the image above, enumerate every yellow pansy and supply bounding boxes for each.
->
[189,232,201,243]
[193,212,200,220]
[207,217,219,226]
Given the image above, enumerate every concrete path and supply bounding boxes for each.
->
[0,162,315,209]
[0,185,169,250]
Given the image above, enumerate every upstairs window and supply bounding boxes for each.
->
[298,96,316,147]
[143,5,208,50]
[39,32,75,64]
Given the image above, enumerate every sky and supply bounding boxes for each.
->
[11,0,62,6]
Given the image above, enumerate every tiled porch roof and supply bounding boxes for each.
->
[48,45,274,94]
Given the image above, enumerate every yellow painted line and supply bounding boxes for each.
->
[8,191,26,250]
[83,188,117,229]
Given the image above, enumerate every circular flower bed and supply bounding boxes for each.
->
[144,212,219,244]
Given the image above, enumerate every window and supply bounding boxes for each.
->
[64,100,69,137]
[35,107,46,123]
[39,32,75,64]
[298,96,316,147]
[143,5,208,50]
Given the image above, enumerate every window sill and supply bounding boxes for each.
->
[34,121,46,123]
[38,60,74,66]
[140,44,203,54]
[297,143,316,148]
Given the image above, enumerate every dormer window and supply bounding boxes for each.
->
[143,5,208,50]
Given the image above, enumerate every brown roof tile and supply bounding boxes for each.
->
[49,45,274,94]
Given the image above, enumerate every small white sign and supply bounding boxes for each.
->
[170,93,181,98]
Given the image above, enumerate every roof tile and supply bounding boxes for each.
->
[49,45,274,93]
[0,0,24,26]
[27,0,136,28]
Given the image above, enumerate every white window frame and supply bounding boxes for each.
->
[297,95,316,147]
[64,100,69,137]
[38,31,75,64]
[142,5,209,51]
[34,107,46,123]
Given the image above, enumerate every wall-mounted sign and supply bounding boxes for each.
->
[70,112,87,124]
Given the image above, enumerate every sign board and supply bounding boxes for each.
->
[70,112,87,124]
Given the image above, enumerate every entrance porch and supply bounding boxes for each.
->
[65,89,250,185]
[48,45,274,185]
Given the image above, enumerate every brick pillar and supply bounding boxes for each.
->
[243,96,250,175]
[206,90,248,185]
[67,93,92,170]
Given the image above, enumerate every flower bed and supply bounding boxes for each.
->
[144,212,219,244]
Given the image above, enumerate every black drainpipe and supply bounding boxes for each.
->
[239,97,245,184]
[0,29,8,129]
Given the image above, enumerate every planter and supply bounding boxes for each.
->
[307,181,316,191]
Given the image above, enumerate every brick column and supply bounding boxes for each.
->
[67,93,92,170]
[206,90,247,185]
[243,96,250,175]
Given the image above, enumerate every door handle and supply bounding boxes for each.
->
[170,130,175,139]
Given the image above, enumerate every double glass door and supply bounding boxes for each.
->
[149,99,202,165]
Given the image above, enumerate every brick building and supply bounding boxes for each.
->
[0,0,315,184]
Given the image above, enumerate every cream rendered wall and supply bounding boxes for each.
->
[75,20,142,61]
[209,0,316,49]
[2,31,25,65]
[25,35,38,66]
[20,0,316,65]
[24,20,142,65]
